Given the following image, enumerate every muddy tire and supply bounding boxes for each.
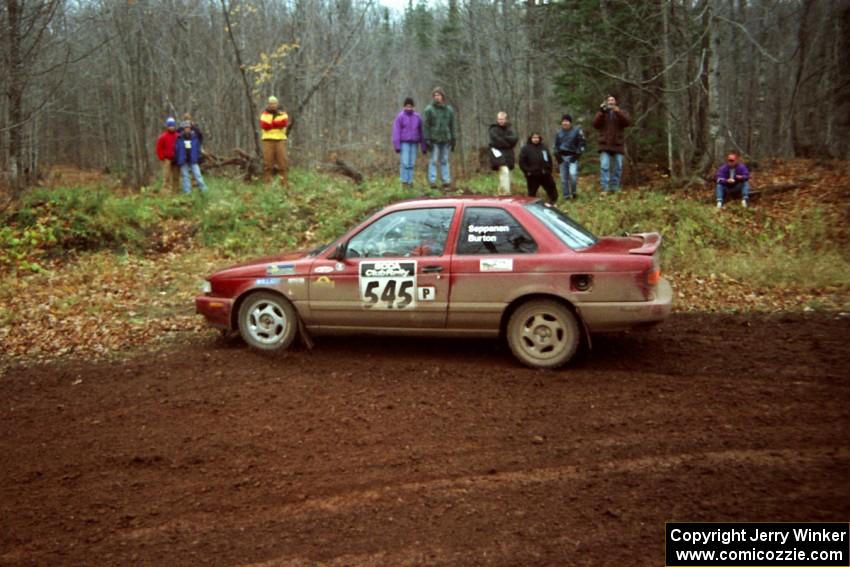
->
[506,299,580,369]
[237,292,298,352]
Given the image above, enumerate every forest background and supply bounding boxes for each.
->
[2,0,849,193]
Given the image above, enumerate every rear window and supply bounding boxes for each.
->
[456,207,537,255]
[525,201,597,250]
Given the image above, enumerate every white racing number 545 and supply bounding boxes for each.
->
[359,261,417,309]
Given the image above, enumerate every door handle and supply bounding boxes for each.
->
[422,265,444,273]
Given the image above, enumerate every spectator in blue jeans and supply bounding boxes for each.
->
[392,97,426,189]
[423,87,456,190]
[174,121,208,195]
[592,95,631,193]
[715,153,750,208]
[553,114,586,199]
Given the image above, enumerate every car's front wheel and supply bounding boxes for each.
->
[237,291,298,351]
[507,299,580,369]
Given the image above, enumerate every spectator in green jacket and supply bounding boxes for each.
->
[423,87,456,191]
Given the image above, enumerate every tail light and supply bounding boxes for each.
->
[646,268,662,286]
[638,257,662,299]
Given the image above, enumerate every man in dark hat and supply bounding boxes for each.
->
[553,113,586,200]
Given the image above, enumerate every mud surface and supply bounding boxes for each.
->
[1,313,849,566]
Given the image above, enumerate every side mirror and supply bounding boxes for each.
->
[331,242,347,261]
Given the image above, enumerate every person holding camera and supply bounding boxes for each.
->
[715,153,750,208]
[592,95,631,193]
[553,114,586,200]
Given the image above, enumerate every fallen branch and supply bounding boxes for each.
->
[318,159,365,184]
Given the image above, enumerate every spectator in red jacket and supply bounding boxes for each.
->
[155,117,179,192]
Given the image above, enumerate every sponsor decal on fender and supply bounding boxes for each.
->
[267,263,295,276]
[480,258,513,272]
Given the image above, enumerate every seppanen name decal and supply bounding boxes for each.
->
[359,261,416,310]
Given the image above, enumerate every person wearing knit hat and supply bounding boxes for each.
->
[553,113,586,200]
[259,95,289,186]
[422,87,456,191]
[155,117,180,192]
[391,97,426,189]
[174,119,208,195]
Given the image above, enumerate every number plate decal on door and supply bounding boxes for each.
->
[359,261,417,309]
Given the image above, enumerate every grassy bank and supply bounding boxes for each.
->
[3,168,847,291]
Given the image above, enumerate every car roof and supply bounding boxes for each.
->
[384,195,539,212]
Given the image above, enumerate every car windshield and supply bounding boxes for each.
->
[525,201,597,250]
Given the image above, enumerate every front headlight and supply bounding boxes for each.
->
[201,280,212,294]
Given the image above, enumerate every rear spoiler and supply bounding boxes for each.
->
[628,232,662,255]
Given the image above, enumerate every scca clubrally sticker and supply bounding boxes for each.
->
[359,261,417,310]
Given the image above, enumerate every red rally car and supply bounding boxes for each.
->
[196,196,672,369]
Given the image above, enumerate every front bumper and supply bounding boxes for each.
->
[195,295,234,330]
[577,277,673,332]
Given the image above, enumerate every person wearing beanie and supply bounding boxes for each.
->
[592,94,631,193]
[422,87,456,191]
[519,132,558,203]
[182,112,204,145]
[155,117,180,192]
[553,113,586,200]
[392,97,426,189]
[488,111,518,195]
[714,153,751,209]
[174,121,208,195]
[259,95,290,186]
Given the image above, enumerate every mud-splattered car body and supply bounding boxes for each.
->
[196,196,672,368]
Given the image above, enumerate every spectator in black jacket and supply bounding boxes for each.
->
[488,111,519,195]
[519,133,558,203]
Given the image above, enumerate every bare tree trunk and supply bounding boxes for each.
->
[699,0,724,174]
[220,0,262,160]
[789,0,815,156]
[5,0,23,193]
[661,0,674,176]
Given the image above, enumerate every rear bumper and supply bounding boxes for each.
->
[577,278,673,332]
[195,295,234,330]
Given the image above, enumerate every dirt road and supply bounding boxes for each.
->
[1,313,849,566]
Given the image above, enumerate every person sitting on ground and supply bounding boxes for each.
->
[174,120,208,195]
[715,153,750,209]
[518,132,558,204]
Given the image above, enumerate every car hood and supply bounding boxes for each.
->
[209,250,313,279]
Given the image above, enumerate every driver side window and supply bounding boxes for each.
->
[346,207,455,258]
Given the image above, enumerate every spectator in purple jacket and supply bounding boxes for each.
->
[715,153,750,209]
[392,97,427,188]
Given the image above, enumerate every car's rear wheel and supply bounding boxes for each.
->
[238,291,298,351]
[507,299,580,369]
